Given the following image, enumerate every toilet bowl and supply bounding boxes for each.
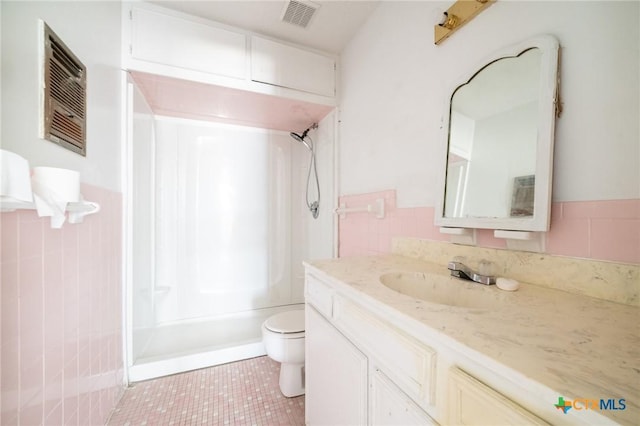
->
[262,309,305,397]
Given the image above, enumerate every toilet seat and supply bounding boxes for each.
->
[264,310,305,334]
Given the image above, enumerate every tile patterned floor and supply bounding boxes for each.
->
[107,356,305,426]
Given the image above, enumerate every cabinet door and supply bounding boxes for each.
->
[131,7,247,79]
[251,36,335,97]
[334,295,437,409]
[371,368,438,425]
[448,367,549,425]
[306,305,367,426]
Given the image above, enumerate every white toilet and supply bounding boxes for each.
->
[262,309,305,397]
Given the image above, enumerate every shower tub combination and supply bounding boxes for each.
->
[126,80,334,382]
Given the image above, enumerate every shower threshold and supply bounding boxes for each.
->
[128,304,303,382]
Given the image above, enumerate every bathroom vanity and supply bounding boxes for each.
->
[304,254,638,425]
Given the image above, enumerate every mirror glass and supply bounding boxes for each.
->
[436,36,559,231]
[445,48,540,219]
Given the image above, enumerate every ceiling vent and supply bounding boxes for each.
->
[281,0,320,29]
[39,21,87,156]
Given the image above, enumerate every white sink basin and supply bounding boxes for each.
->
[379,272,504,309]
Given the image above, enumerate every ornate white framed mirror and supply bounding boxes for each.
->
[435,35,560,232]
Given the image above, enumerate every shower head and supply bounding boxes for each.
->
[290,131,307,143]
[290,132,312,151]
[290,123,317,151]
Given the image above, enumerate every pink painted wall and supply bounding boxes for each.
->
[338,190,640,265]
[1,184,123,425]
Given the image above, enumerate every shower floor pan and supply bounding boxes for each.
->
[128,304,303,382]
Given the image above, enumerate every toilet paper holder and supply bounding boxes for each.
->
[67,200,101,224]
[1,197,101,227]
[0,151,101,228]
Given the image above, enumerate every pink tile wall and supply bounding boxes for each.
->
[1,183,124,425]
[338,190,640,264]
[338,190,447,257]
[548,199,640,263]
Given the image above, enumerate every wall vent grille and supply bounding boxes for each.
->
[281,0,319,29]
[41,22,87,156]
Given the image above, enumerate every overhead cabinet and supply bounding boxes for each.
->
[251,36,335,97]
[124,4,336,101]
[130,7,247,80]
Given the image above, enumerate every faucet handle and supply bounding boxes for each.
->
[477,259,496,276]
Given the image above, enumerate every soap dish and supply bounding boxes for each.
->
[496,277,520,291]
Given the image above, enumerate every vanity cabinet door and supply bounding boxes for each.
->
[371,368,439,425]
[333,295,437,410]
[448,367,549,425]
[305,305,368,426]
[305,274,334,318]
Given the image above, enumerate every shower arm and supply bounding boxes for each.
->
[303,123,318,137]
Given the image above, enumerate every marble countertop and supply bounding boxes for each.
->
[305,255,640,425]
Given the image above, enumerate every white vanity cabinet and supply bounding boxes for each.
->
[332,294,437,411]
[448,367,548,425]
[304,270,558,426]
[305,305,368,425]
[371,368,438,425]
[305,274,438,425]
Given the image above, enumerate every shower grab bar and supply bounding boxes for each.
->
[335,198,385,219]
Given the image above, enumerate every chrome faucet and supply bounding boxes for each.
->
[447,259,496,285]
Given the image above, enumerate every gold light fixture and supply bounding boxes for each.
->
[438,12,460,30]
[435,0,496,45]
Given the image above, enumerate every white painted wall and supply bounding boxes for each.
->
[339,1,640,206]
[1,1,122,192]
